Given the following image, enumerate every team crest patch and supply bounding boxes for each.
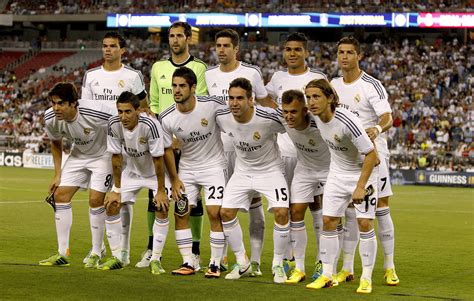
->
[309,139,316,146]
[83,128,92,135]
[333,134,341,143]
[354,94,361,103]
[139,137,147,144]
[201,118,208,127]
[175,194,189,217]
[118,80,125,88]
[253,131,261,141]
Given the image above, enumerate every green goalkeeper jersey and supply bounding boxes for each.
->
[149,56,208,114]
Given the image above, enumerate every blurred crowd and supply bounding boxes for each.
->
[1,36,473,171]
[3,0,471,15]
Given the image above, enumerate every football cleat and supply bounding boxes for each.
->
[283,258,295,276]
[272,265,287,284]
[192,254,201,272]
[332,274,339,287]
[150,260,166,275]
[83,246,106,264]
[204,264,221,278]
[356,278,372,294]
[98,256,123,270]
[39,254,70,266]
[306,275,333,290]
[121,250,130,267]
[172,262,195,275]
[311,260,323,280]
[220,256,229,272]
[335,269,354,283]
[84,254,101,269]
[225,263,251,280]
[285,268,305,284]
[135,249,152,268]
[384,268,400,286]
[249,261,262,277]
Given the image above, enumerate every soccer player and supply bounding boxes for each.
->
[205,28,270,275]
[39,82,115,268]
[148,21,208,269]
[103,91,170,273]
[265,32,327,276]
[305,79,379,294]
[216,78,290,284]
[159,67,226,278]
[277,90,330,283]
[81,31,148,266]
[331,36,398,286]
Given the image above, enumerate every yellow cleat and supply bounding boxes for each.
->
[384,268,400,286]
[332,274,339,287]
[285,269,305,284]
[335,269,354,283]
[356,278,372,294]
[306,275,333,290]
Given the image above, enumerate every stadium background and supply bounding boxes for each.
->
[0,1,473,299]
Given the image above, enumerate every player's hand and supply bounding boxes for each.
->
[154,190,169,213]
[352,186,366,204]
[49,175,60,194]
[172,137,181,150]
[104,192,121,211]
[138,106,155,117]
[365,127,380,141]
[171,178,185,201]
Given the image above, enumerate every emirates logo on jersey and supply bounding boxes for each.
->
[118,80,125,88]
[83,128,91,135]
[253,131,261,141]
[139,137,147,144]
[354,94,361,103]
[333,134,342,143]
[201,118,208,127]
[309,139,316,146]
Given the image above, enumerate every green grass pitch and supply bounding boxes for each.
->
[0,166,473,300]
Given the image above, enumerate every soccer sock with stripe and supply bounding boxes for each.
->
[342,207,359,274]
[190,199,204,255]
[120,203,133,254]
[310,209,323,261]
[175,228,193,266]
[334,222,344,274]
[89,206,105,257]
[320,230,338,279]
[249,201,265,264]
[55,202,72,257]
[290,220,307,272]
[222,218,247,265]
[272,222,290,268]
[359,229,377,281]
[105,214,122,258]
[209,231,225,266]
[376,207,395,269]
[151,217,169,261]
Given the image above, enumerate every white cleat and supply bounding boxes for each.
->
[135,249,152,268]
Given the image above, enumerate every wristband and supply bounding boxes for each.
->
[111,185,121,193]
[375,125,382,134]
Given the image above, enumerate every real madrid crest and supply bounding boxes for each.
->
[83,128,91,135]
[333,134,341,143]
[201,118,208,127]
[253,131,261,141]
[118,80,125,88]
[139,137,147,144]
[309,139,316,146]
[354,94,361,103]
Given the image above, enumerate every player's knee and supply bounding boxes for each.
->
[357,218,374,232]
[155,210,168,219]
[53,189,68,203]
[219,208,236,222]
[89,197,104,208]
[377,196,389,208]
[322,216,339,230]
[274,208,289,225]
[105,202,121,216]
[206,206,221,222]
[290,206,305,222]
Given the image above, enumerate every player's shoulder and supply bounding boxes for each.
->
[334,107,363,136]
[360,71,386,97]
[197,95,226,106]
[152,59,171,69]
[83,66,102,82]
[240,62,263,76]
[78,100,114,120]
[122,64,143,75]
[255,106,281,123]
[44,108,55,123]
[330,76,344,84]
[138,114,161,138]
[190,56,207,69]
[205,65,219,74]
[108,114,121,127]
[215,107,231,117]
[158,104,177,121]
[308,68,327,79]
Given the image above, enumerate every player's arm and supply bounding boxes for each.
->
[366,112,393,141]
[256,95,278,109]
[163,147,184,201]
[153,156,169,212]
[353,149,378,204]
[49,139,63,193]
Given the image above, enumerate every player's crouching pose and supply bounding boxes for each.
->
[102,91,171,272]
[304,79,379,294]
[40,82,115,267]
[216,78,290,284]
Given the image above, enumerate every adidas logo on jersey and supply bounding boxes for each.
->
[94,82,100,86]
[212,83,217,88]
[228,132,234,137]
[177,127,184,132]
[278,85,283,90]
[160,75,166,79]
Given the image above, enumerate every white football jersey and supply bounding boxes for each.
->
[44,100,115,159]
[108,113,167,178]
[216,106,285,174]
[266,67,327,157]
[331,72,392,155]
[312,108,374,174]
[276,109,330,171]
[159,96,226,171]
[81,64,147,110]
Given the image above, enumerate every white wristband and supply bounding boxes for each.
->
[111,185,121,193]
[375,125,382,134]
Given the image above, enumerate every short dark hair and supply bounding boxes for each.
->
[172,66,197,87]
[229,78,252,99]
[103,31,126,48]
[117,91,140,110]
[305,79,339,112]
[282,90,306,105]
[48,82,79,107]
[170,21,192,38]
[337,36,361,54]
[285,32,308,49]
[215,29,240,47]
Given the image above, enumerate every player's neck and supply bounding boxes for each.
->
[103,61,122,72]
[64,109,78,123]
[172,52,191,65]
[288,65,307,75]
[295,115,310,131]
[235,107,254,123]
[220,60,239,72]
[319,109,334,123]
[342,68,363,84]
[177,95,196,113]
